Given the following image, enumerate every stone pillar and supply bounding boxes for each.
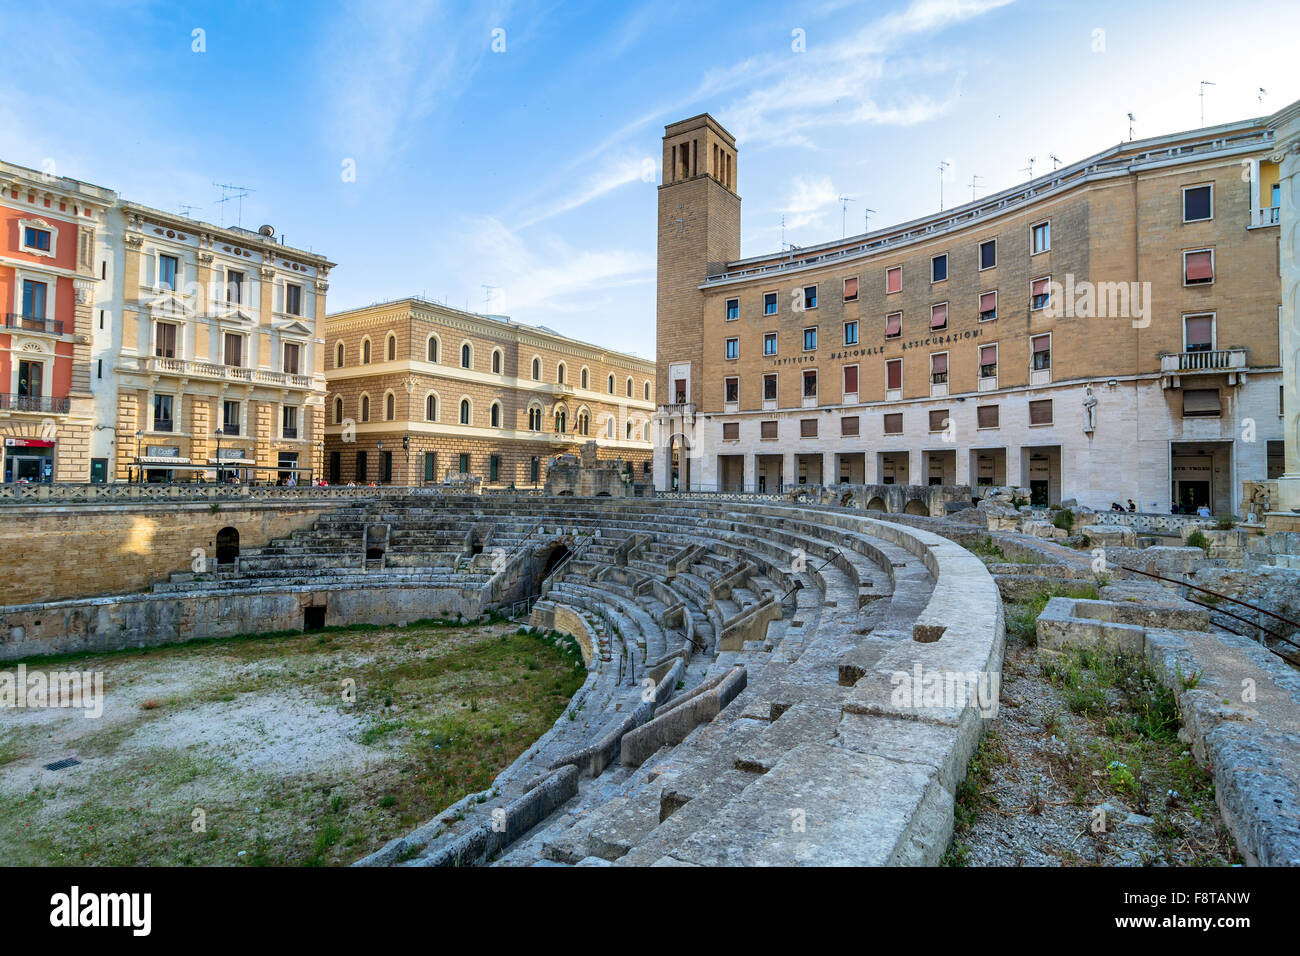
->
[1274,101,1300,512]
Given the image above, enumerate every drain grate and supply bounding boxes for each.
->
[43,758,81,772]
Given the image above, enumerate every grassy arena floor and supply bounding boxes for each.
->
[0,620,585,866]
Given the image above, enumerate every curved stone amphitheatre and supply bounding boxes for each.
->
[337,495,1005,867]
[0,493,1004,865]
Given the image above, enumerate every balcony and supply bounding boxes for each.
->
[141,356,313,389]
[1250,206,1280,228]
[0,393,71,413]
[5,313,64,336]
[1160,348,1248,388]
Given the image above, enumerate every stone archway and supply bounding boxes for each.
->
[215,527,240,565]
[865,496,887,512]
[903,499,930,516]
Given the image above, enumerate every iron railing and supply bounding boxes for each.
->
[4,313,64,335]
[0,393,70,413]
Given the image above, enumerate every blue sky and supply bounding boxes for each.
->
[4,0,1297,358]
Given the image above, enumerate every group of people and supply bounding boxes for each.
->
[1109,499,1138,512]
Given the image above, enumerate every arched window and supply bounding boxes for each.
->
[492,349,502,374]
[362,339,371,364]
[643,423,651,441]
[427,337,438,363]
[334,396,343,424]
[557,363,566,384]
[490,402,501,427]
[336,342,344,368]
[461,343,471,369]
[532,357,541,380]
[581,367,589,389]
[608,374,615,394]
[626,377,633,397]
[626,420,633,439]
[426,394,437,421]
[577,411,589,436]
[644,381,650,401]
[386,335,396,362]
[385,393,395,420]
[606,417,615,437]
[360,395,370,422]
[459,398,470,424]
[556,410,567,433]
[528,406,542,431]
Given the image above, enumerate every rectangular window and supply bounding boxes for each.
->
[930,303,947,330]
[764,331,778,355]
[1031,276,1051,311]
[979,290,997,321]
[930,352,948,384]
[929,409,949,432]
[802,327,818,351]
[1031,220,1051,254]
[424,452,436,482]
[886,265,902,294]
[1183,184,1213,222]
[931,254,947,283]
[1031,334,1051,370]
[223,400,240,435]
[724,377,739,403]
[356,450,367,482]
[24,227,51,251]
[803,369,818,397]
[724,337,739,360]
[800,418,818,438]
[285,283,302,316]
[1184,249,1214,285]
[841,416,859,436]
[227,269,244,304]
[763,373,777,401]
[459,453,471,474]
[977,404,999,428]
[885,311,902,338]
[283,342,301,375]
[763,292,778,315]
[886,358,902,391]
[159,254,178,291]
[802,285,818,309]
[726,297,739,320]
[489,455,500,482]
[843,276,859,301]
[674,378,687,403]
[17,360,42,397]
[153,394,173,431]
[282,405,298,439]
[722,422,739,440]
[843,320,858,345]
[1184,313,1214,352]
[1182,388,1221,417]
[883,412,903,434]
[155,322,177,358]
[21,279,47,318]
[1029,399,1053,425]
[223,332,242,367]
[979,239,996,270]
[979,344,998,378]
[843,365,859,394]
[760,420,777,439]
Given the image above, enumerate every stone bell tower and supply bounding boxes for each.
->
[653,114,741,491]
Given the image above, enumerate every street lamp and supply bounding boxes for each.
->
[377,439,384,485]
[135,430,143,484]
[317,441,324,486]
[215,427,223,483]
[402,435,410,488]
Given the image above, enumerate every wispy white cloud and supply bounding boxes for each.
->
[779,174,840,230]
[513,151,650,229]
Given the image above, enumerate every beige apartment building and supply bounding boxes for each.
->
[655,107,1294,516]
[323,298,654,486]
[107,206,333,483]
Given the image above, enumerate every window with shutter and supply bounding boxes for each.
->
[883,412,903,434]
[800,418,818,437]
[1029,399,1053,424]
[977,405,999,428]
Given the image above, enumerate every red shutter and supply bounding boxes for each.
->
[1184,314,1213,347]
[1032,335,1050,352]
[886,267,902,294]
[885,312,902,336]
[931,353,947,374]
[843,276,859,300]
[979,291,997,313]
[1185,251,1213,281]
[844,365,858,393]
[930,304,947,328]
[886,359,901,390]
[980,345,997,365]
[1031,277,1049,297]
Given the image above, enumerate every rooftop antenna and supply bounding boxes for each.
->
[178,203,200,219]
[1199,80,1215,126]
[863,207,876,233]
[968,174,983,202]
[1258,87,1268,105]
[837,196,854,238]
[1127,112,1136,141]
[212,182,255,228]
[1049,153,1061,171]
[1020,157,1036,181]
[937,161,950,210]
[481,284,499,312]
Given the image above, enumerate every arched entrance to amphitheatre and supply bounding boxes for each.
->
[666,432,691,491]
[216,527,240,565]
[903,499,930,516]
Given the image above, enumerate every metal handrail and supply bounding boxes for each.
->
[781,547,842,604]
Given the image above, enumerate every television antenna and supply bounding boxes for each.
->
[481,284,500,312]
[178,203,200,219]
[937,161,950,210]
[969,174,983,202]
[1258,87,1268,105]
[863,207,876,233]
[1199,80,1215,126]
[1049,153,1061,171]
[836,196,854,237]
[212,182,255,228]
[1127,112,1136,141]
[1020,157,1036,181]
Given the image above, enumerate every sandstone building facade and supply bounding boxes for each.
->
[654,108,1293,516]
[323,299,654,486]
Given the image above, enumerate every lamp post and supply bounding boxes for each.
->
[317,441,324,486]
[135,430,143,484]
[402,435,410,488]
[215,427,223,483]
[377,439,385,485]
